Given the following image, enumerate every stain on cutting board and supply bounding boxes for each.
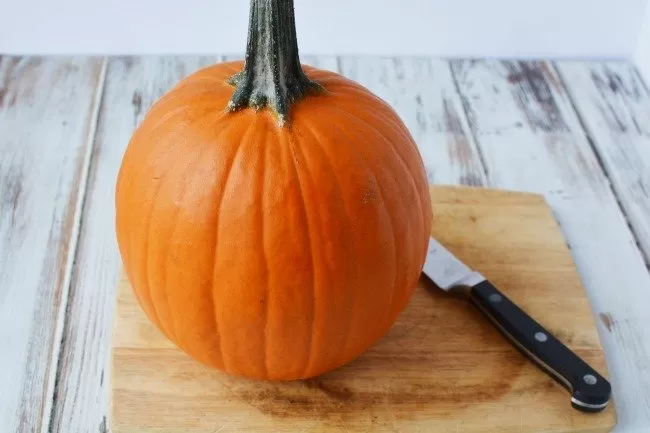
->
[226,286,527,424]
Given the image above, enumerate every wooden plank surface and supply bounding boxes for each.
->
[49,56,220,433]
[1,55,650,432]
[450,59,650,431]
[0,56,106,433]
[555,60,650,264]
[112,186,615,433]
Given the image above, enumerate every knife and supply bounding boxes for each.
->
[421,236,611,413]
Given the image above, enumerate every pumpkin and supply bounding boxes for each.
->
[115,0,432,381]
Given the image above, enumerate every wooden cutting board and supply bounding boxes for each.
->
[110,185,616,433]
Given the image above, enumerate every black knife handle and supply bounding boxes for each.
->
[469,280,611,413]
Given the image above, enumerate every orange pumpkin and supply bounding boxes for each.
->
[115,0,432,380]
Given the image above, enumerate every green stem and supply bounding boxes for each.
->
[227,0,324,126]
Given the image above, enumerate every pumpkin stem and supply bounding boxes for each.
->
[227,0,324,126]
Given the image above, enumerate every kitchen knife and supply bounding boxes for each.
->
[421,236,611,413]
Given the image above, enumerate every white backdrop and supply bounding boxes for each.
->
[1,0,649,59]
[636,3,650,85]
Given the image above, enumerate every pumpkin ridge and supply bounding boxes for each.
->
[162,117,237,358]
[302,110,393,360]
[161,153,200,346]
[140,95,201,131]
[324,81,404,122]
[302,70,346,89]
[350,141,400,332]
[208,145,244,371]
[327,101,420,186]
[315,109,400,336]
[328,102,426,251]
[332,92,413,145]
[141,179,167,334]
[302,68,334,81]
[329,86,416,147]
[284,130,317,378]
[122,121,194,334]
[296,117,357,369]
[322,103,424,307]
[146,110,227,348]
[260,123,270,379]
[213,119,259,374]
[162,88,233,114]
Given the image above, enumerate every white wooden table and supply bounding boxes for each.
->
[1,55,650,433]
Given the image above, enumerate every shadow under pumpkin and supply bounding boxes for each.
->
[216,278,529,422]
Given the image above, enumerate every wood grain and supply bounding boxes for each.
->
[49,56,220,433]
[338,57,487,187]
[3,55,649,432]
[555,61,650,265]
[0,56,105,433]
[111,185,615,433]
[451,59,650,431]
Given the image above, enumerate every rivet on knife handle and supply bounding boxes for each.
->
[469,280,611,412]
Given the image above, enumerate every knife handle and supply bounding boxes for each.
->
[469,280,611,413]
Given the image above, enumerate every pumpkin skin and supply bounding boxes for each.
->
[115,60,432,380]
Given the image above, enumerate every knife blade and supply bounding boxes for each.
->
[421,236,611,413]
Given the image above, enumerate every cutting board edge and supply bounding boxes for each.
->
[109,185,617,433]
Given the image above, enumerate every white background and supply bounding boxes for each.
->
[1,0,649,59]
[636,2,650,84]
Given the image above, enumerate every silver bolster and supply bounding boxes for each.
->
[455,271,486,288]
